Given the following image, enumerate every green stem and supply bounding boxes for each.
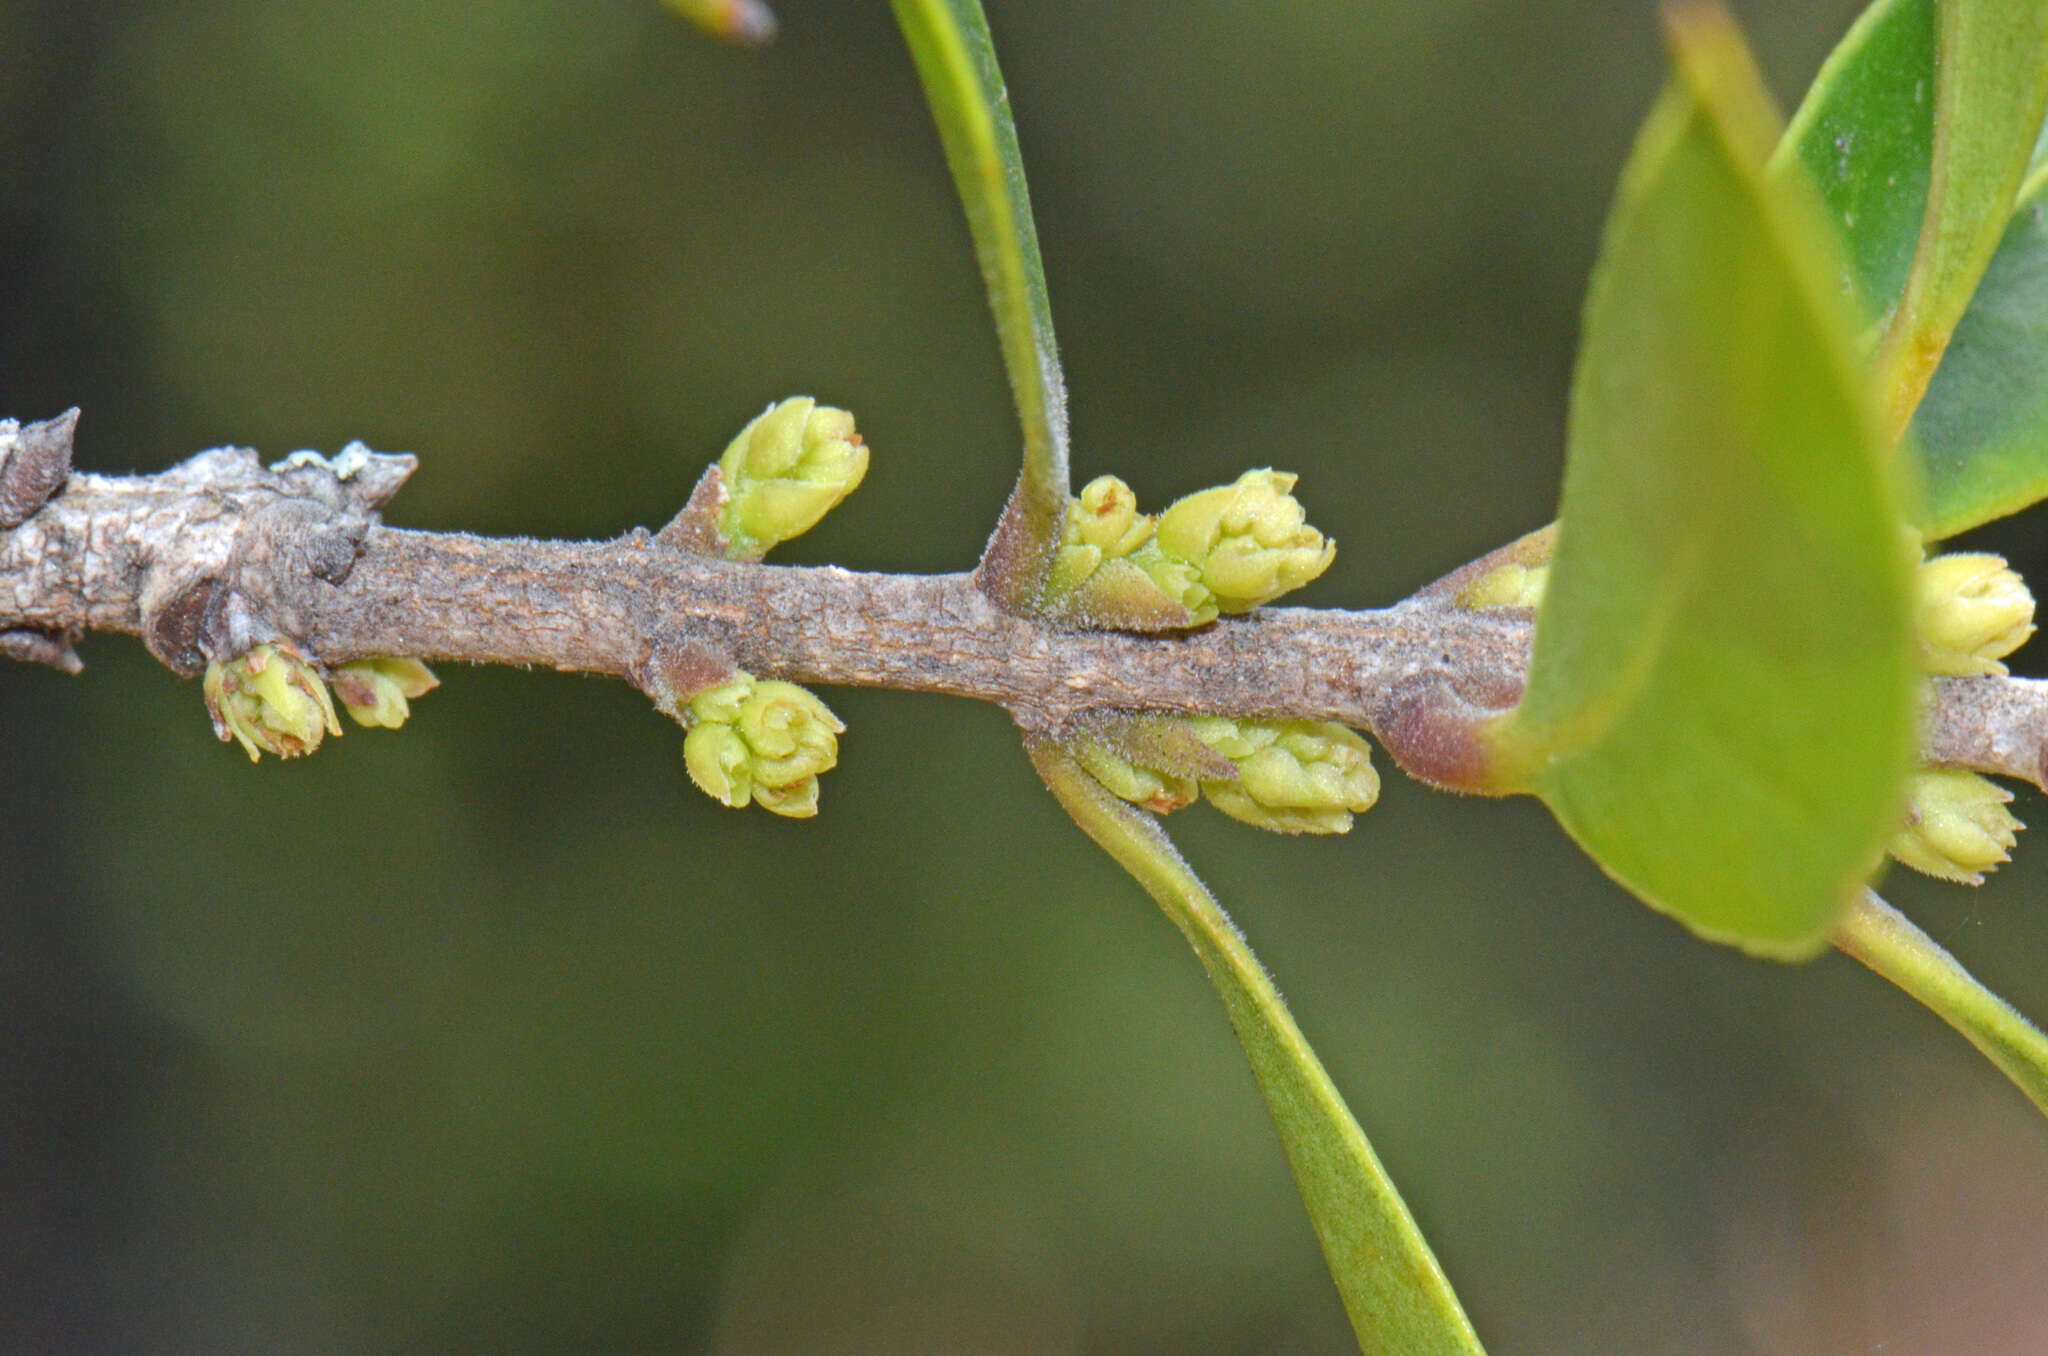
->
[1835,887,2048,1117]
[1028,738,1485,1356]
[891,0,1070,601]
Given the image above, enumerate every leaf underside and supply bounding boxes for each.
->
[1915,167,2048,536]
[1502,11,1917,959]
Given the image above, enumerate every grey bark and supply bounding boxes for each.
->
[0,411,2040,795]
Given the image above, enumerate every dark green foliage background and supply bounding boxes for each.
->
[2,1,2045,1350]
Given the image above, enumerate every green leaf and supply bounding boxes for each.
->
[1772,0,1934,328]
[1837,890,2048,1118]
[1877,0,2048,435]
[1912,166,2048,536]
[1495,10,1917,959]
[1029,741,1486,1356]
[1778,1,2048,536]
[891,0,1070,560]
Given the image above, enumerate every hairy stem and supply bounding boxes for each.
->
[1835,888,2048,1115]
[1029,738,1486,1354]
[891,0,1072,606]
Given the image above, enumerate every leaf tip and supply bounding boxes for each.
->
[665,0,777,46]
[1660,0,1783,163]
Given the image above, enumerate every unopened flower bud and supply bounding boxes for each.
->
[1458,562,1550,611]
[736,681,842,789]
[331,656,439,729]
[1189,715,1379,835]
[687,675,751,725]
[1045,476,1180,624]
[751,775,822,818]
[683,670,844,817]
[1153,469,1334,615]
[683,722,755,809]
[1916,552,2035,676]
[1071,475,1154,556]
[1072,736,1198,814]
[1124,545,1218,625]
[717,397,868,560]
[203,643,342,761]
[1889,769,2022,885]
[1044,541,1103,599]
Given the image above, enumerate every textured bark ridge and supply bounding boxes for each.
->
[0,410,2040,796]
[0,423,413,678]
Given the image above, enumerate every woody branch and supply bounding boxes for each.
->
[0,409,2041,794]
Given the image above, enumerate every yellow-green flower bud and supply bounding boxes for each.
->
[331,656,439,729]
[683,670,844,818]
[1915,552,2036,676]
[751,776,822,818]
[1070,475,1154,556]
[1152,469,1334,614]
[1127,544,1218,625]
[1888,769,2022,885]
[683,722,755,808]
[687,675,752,726]
[1045,475,1170,615]
[203,643,342,762]
[1189,715,1379,835]
[1073,736,1198,814]
[717,397,868,560]
[735,680,842,790]
[1458,562,1550,611]
[1044,541,1103,600]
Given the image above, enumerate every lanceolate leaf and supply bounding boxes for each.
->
[1030,742,1486,1356]
[1772,0,1934,329]
[1877,0,2048,435]
[891,0,1071,561]
[1495,9,1917,959]
[1913,166,2048,536]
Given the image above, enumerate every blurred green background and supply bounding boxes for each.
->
[4,1,2047,1351]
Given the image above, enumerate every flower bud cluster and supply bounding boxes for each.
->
[1187,715,1380,835]
[1888,768,2022,885]
[1872,549,2036,886]
[1076,715,1379,835]
[1151,470,1336,621]
[1046,470,1334,627]
[1915,551,2036,676]
[331,657,440,729]
[716,397,868,561]
[204,643,342,761]
[682,670,844,818]
[1046,475,1155,596]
